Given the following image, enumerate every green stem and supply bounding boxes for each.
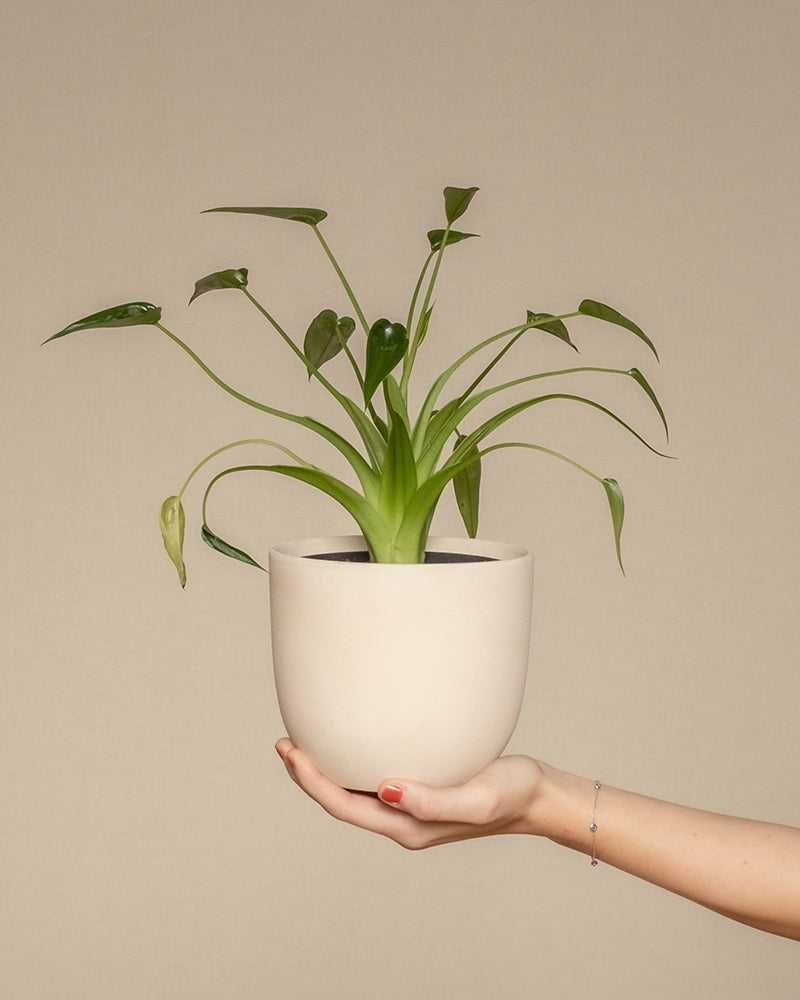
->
[479,441,602,483]
[422,365,669,475]
[311,224,370,334]
[177,438,317,499]
[411,322,529,454]
[400,225,451,395]
[446,392,672,471]
[201,462,393,561]
[242,288,340,397]
[402,250,436,375]
[410,311,583,455]
[244,287,388,449]
[154,321,379,501]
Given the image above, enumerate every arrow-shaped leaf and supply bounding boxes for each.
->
[201,523,264,571]
[159,495,187,587]
[602,477,625,573]
[452,434,482,538]
[303,309,355,375]
[443,186,480,225]
[578,300,659,361]
[427,229,479,252]
[43,302,162,344]
[202,206,328,226]
[527,311,578,352]
[189,268,248,304]
[363,318,408,406]
[628,367,669,440]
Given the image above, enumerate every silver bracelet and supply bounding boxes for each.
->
[590,781,602,866]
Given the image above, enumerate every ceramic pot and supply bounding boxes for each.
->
[269,535,534,790]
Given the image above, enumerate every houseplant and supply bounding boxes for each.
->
[45,185,669,788]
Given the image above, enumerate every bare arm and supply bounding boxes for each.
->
[276,739,800,941]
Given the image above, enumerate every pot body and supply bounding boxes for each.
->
[269,535,534,790]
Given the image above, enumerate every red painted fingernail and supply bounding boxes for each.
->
[380,784,403,804]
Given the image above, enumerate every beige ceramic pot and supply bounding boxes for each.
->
[269,535,534,791]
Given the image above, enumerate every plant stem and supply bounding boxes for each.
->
[478,441,603,483]
[177,438,317,499]
[400,226,450,396]
[404,251,435,357]
[154,321,379,499]
[239,292,386,468]
[311,224,370,335]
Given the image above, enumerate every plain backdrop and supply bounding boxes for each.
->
[2,1,799,997]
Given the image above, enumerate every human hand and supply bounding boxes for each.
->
[275,738,548,849]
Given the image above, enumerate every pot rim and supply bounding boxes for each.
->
[270,534,531,567]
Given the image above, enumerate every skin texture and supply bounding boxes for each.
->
[276,739,800,941]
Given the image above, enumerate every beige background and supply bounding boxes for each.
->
[3,0,799,996]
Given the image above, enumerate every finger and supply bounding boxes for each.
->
[377,756,539,829]
[281,743,426,840]
[376,775,496,825]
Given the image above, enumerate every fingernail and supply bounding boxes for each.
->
[380,784,403,804]
[276,745,286,761]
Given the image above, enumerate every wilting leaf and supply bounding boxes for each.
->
[303,309,355,375]
[601,477,625,573]
[159,495,187,588]
[427,229,479,252]
[453,435,482,538]
[628,367,669,440]
[527,311,578,352]
[578,300,659,361]
[201,524,264,571]
[189,267,248,304]
[43,302,162,344]
[363,318,408,406]
[443,186,479,225]
[202,206,327,226]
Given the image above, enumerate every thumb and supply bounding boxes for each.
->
[377,774,497,825]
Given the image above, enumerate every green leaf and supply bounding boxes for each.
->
[452,435,481,538]
[602,477,625,573]
[416,304,435,348]
[628,368,669,440]
[578,300,659,361]
[527,311,578,352]
[43,302,162,344]
[159,495,187,588]
[303,309,354,375]
[202,206,327,226]
[427,229,479,252]
[443,186,480,225]
[337,315,356,341]
[379,391,418,527]
[201,523,264,571]
[459,440,630,573]
[383,374,411,434]
[189,268,248,304]
[363,318,408,406]
[452,392,672,469]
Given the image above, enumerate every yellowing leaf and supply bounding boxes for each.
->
[159,495,187,587]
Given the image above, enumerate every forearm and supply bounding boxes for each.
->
[534,764,800,940]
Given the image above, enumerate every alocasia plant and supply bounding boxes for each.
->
[44,186,669,583]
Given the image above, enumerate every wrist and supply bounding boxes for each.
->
[525,761,598,856]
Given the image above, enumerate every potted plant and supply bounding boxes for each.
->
[44,186,669,790]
